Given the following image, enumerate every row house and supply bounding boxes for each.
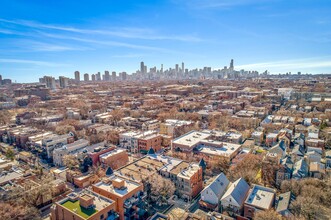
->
[53,139,89,166]
[42,133,75,160]
[159,119,195,138]
[119,130,157,153]
[99,148,129,170]
[137,133,163,153]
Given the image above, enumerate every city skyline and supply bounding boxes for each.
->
[1,0,331,82]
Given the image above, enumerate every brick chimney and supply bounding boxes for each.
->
[79,194,94,209]
[112,178,125,189]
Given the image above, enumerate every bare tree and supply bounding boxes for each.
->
[63,155,80,170]
[0,202,41,220]
[144,174,175,204]
[229,153,261,184]
[254,209,282,220]
[0,110,12,125]
[111,109,124,125]
[105,130,120,145]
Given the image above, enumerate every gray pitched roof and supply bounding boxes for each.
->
[292,159,308,178]
[269,142,286,157]
[203,173,230,200]
[221,177,250,206]
[276,192,295,213]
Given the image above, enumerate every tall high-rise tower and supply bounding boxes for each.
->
[140,62,145,74]
[74,71,80,82]
[230,59,234,70]
[96,72,101,81]
[181,62,184,73]
[112,71,116,81]
[175,64,179,73]
[59,76,69,88]
[105,71,110,81]
[84,73,89,81]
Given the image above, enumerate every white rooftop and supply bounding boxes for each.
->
[177,163,200,179]
[245,185,275,210]
[99,148,126,159]
[94,177,141,197]
[197,141,241,157]
[172,131,210,148]
[148,154,183,172]
[164,119,193,126]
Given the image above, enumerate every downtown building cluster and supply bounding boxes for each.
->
[35,59,263,90]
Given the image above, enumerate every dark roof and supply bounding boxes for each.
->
[106,167,113,176]
[148,147,155,155]
[199,158,207,170]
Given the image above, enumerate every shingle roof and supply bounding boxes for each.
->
[292,159,308,178]
[221,177,249,206]
[202,173,230,201]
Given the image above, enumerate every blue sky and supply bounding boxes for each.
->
[1,0,331,82]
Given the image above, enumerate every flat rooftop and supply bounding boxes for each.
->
[60,190,114,219]
[115,154,184,182]
[169,161,190,175]
[94,177,141,197]
[245,185,275,210]
[172,131,210,148]
[99,148,126,159]
[164,119,193,126]
[0,171,23,185]
[177,164,200,179]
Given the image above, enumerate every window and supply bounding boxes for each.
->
[100,214,104,219]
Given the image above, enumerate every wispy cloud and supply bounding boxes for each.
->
[0,58,69,67]
[0,28,13,34]
[0,18,202,42]
[24,41,91,52]
[38,32,173,52]
[236,57,331,72]
[175,0,277,9]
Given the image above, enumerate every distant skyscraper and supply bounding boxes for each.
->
[175,64,179,73]
[161,64,163,73]
[144,66,147,74]
[0,74,2,85]
[119,72,127,81]
[122,72,127,80]
[59,76,69,88]
[39,77,45,83]
[140,62,145,74]
[105,71,110,81]
[112,71,116,81]
[74,71,80,82]
[91,74,96,81]
[84,73,89,81]
[230,59,234,70]
[96,72,101,81]
[44,76,56,90]
[181,62,184,73]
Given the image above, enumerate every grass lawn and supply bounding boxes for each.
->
[62,200,98,219]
